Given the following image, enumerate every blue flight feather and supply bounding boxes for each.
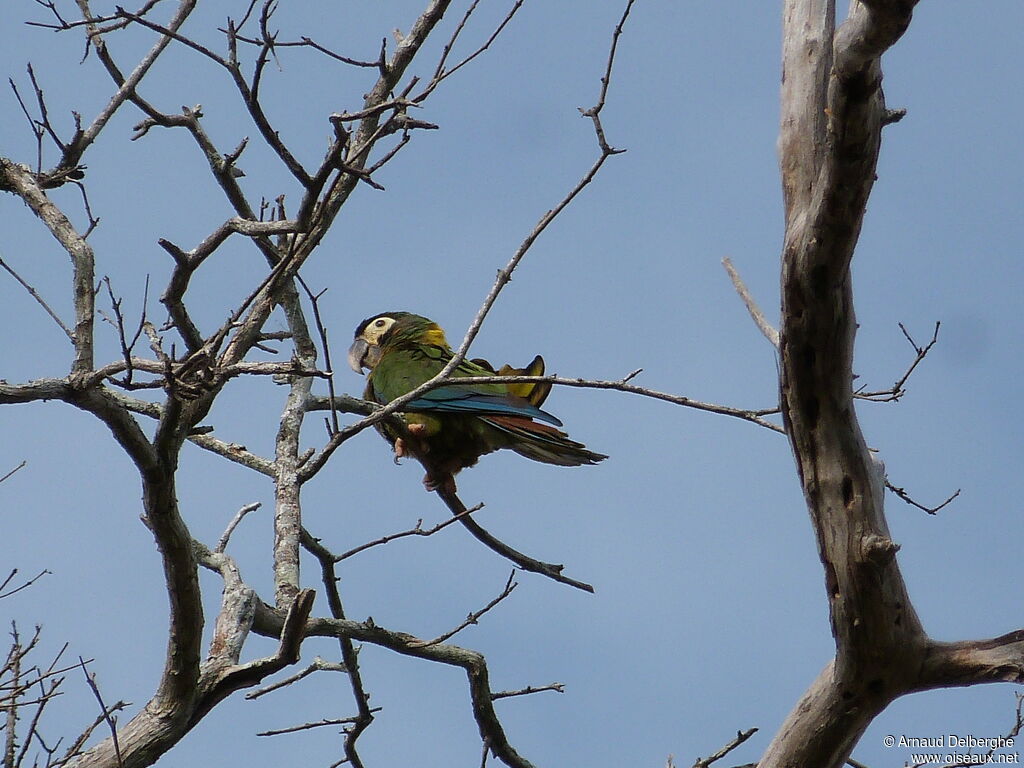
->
[402,386,564,427]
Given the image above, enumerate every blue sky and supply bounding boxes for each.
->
[2,1,1023,766]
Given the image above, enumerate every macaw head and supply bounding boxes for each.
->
[347,311,449,373]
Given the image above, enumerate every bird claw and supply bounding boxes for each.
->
[394,424,430,463]
[394,437,409,460]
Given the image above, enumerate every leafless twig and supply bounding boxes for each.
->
[0,254,74,341]
[0,462,27,486]
[299,531,374,768]
[886,482,961,516]
[435,485,596,593]
[256,711,380,737]
[415,0,526,101]
[98,275,149,387]
[0,569,50,600]
[409,572,517,648]
[446,1,631,379]
[245,656,346,700]
[491,683,564,700]
[58,700,131,767]
[855,322,940,402]
[295,276,340,435]
[333,505,484,562]
[78,657,123,768]
[691,727,758,768]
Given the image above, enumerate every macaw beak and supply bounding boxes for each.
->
[347,338,381,373]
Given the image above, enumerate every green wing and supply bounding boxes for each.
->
[369,344,562,426]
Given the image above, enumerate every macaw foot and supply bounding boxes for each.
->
[423,470,457,494]
[407,423,428,438]
[394,424,430,462]
[394,437,410,460]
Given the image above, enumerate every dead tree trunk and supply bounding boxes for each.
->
[763,1,1024,765]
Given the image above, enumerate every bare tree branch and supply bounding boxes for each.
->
[435,485,595,593]
[215,503,262,553]
[77,659,122,768]
[331,506,483,562]
[408,572,518,648]
[0,570,50,601]
[854,322,940,402]
[690,727,758,768]
[245,657,347,701]
[0,254,74,341]
[763,0,946,765]
[256,713,378,738]
[490,683,564,701]
[0,462,27,486]
[722,257,779,348]
[0,159,94,375]
[885,481,960,516]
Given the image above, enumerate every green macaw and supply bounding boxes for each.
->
[347,311,606,492]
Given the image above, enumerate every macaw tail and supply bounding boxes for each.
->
[484,415,607,467]
[470,355,552,407]
[497,356,552,408]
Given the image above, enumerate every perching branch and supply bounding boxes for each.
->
[434,485,596,594]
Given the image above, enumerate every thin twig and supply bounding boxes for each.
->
[691,727,759,768]
[256,711,380,737]
[886,481,961,516]
[58,700,130,767]
[415,0,526,101]
[0,461,27,485]
[333,505,483,562]
[8,75,45,172]
[0,569,50,600]
[435,486,595,593]
[295,276,339,435]
[408,572,517,648]
[491,683,565,700]
[855,322,940,402]
[78,657,122,768]
[245,657,347,700]
[299,531,374,767]
[220,30,381,67]
[14,676,62,768]
[0,254,74,340]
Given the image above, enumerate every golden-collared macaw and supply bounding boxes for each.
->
[347,311,606,492]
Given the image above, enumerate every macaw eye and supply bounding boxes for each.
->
[374,319,387,327]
